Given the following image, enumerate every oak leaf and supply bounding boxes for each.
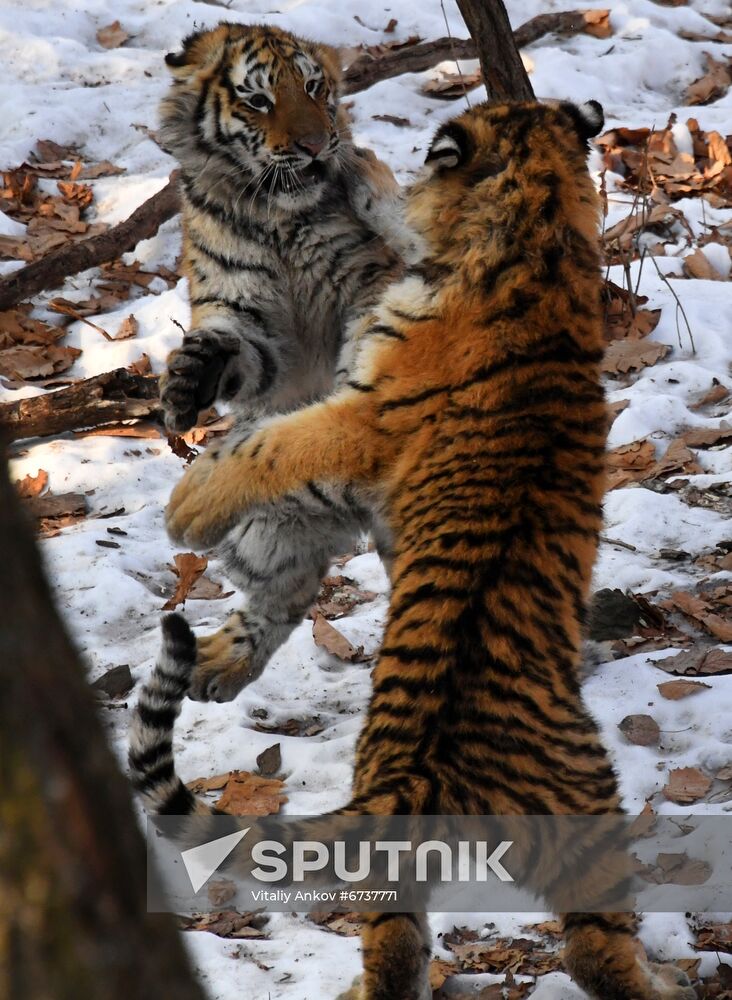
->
[162,552,208,610]
[663,767,711,804]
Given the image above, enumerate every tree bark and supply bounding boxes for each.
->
[0,441,206,1000]
[0,368,160,441]
[455,0,535,101]
[0,175,180,313]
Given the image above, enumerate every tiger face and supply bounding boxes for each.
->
[164,23,344,197]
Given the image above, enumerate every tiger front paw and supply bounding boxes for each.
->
[160,330,241,433]
[165,444,243,548]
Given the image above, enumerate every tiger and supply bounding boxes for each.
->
[157,21,412,703]
[134,100,696,1000]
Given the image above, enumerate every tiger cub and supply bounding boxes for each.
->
[157,22,410,703]
[147,100,696,1000]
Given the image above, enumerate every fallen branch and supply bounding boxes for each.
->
[0,174,179,312]
[342,9,593,97]
[0,368,160,441]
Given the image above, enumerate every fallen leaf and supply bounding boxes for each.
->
[78,161,125,179]
[35,138,80,163]
[665,590,732,642]
[684,247,726,279]
[606,439,656,490]
[187,573,233,601]
[656,647,732,676]
[653,439,703,478]
[639,852,712,885]
[693,924,732,953]
[91,664,134,699]
[657,679,711,699]
[214,770,287,816]
[312,611,367,661]
[186,772,231,794]
[162,552,209,610]
[15,469,48,498]
[582,9,612,38]
[256,743,282,777]
[422,69,483,100]
[97,20,129,49]
[113,314,139,340]
[692,379,729,408]
[22,492,88,537]
[682,424,732,448]
[663,767,712,804]
[603,337,671,375]
[127,353,152,376]
[618,714,660,746]
[0,344,81,380]
[686,54,732,106]
[308,911,363,936]
[253,716,324,738]
[429,958,457,990]
[183,909,268,939]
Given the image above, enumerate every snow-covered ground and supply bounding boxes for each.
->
[2,0,732,997]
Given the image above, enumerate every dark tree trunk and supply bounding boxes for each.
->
[0,442,206,1000]
[455,0,535,101]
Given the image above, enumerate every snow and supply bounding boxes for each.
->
[3,0,732,996]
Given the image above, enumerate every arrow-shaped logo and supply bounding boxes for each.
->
[180,828,249,892]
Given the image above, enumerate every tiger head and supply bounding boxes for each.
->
[408,100,604,268]
[161,23,347,203]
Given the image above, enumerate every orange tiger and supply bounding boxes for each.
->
[136,99,696,1000]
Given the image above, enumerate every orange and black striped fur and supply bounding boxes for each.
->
[138,100,695,1000]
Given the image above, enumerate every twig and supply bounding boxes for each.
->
[600,534,638,552]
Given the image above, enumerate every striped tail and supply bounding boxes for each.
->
[129,613,205,816]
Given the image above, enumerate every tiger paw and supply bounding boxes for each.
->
[161,330,241,433]
[644,962,697,1000]
[166,444,242,548]
[188,617,260,702]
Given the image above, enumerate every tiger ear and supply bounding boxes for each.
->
[425,122,473,171]
[311,42,343,85]
[561,100,604,141]
[165,24,240,75]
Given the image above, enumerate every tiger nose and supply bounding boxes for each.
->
[294,133,328,158]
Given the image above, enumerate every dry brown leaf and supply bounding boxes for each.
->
[187,574,233,601]
[35,138,80,163]
[0,344,81,380]
[97,20,129,49]
[422,69,483,100]
[693,924,732,953]
[372,114,411,127]
[656,646,732,676]
[665,591,732,642]
[15,469,48,498]
[74,421,161,440]
[78,161,125,179]
[618,714,660,746]
[602,338,671,375]
[653,439,703,478]
[582,9,612,38]
[684,247,725,279]
[162,552,208,610]
[22,492,88,538]
[113,314,139,340]
[686,54,732,106]
[429,958,458,990]
[663,767,712,804]
[312,611,367,661]
[182,909,267,939]
[127,353,152,376]
[606,439,656,490]
[207,879,236,907]
[214,770,287,816]
[657,678,711,699]
[186,772,231,794]
[308,911,363,936]
[256,743,281,777]
[682,424,732,448]
[640,852,712,885]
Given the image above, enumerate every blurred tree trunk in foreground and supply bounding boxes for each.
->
[0,444,205,1000]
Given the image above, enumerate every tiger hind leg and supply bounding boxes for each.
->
[563,913,696,1000]
[337,913,431,1000]
[187,487,372,702]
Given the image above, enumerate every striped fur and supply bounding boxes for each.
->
[152,101,695,1000]
[157,23,411,702]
